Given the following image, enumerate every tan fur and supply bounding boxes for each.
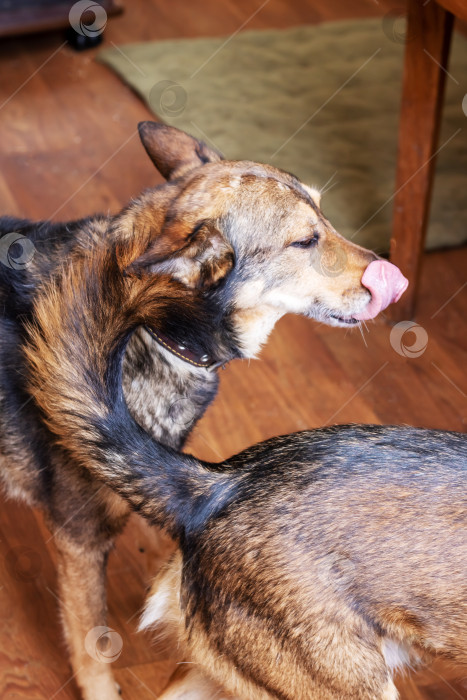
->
[143,556,392,700]
[55,535,122,700]
[114,150,377,358]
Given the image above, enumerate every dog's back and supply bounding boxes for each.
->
[141,426,466,699]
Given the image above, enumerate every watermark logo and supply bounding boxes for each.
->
[316,551,356,591]
[0,232,35,269]
[168,395,198,429]
[390,321,428,358]
[5,546,42,582]
[149,81,188,119]
[313,243,348,277]
[85,626,123,664]
[69,1,107,37]
[382,8,416,44]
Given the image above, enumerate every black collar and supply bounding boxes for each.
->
[145,326,225,371]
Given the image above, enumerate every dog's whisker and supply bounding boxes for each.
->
[358,323,368,347]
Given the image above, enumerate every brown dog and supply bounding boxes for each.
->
[2,123,406,699]
[25,216,465,700]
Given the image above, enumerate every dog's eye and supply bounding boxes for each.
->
[290,233,320,249]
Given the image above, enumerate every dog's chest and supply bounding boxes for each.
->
[122,328,218,450]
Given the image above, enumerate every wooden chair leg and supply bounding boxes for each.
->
[389,0,454,322]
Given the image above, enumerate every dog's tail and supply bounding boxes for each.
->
[25,243,238,539]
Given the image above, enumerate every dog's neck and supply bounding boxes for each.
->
[144,298,285,371]
[144,326,226,371]
[231,305,285,359]
[142,296,241,375]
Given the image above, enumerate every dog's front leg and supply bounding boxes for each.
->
[54,532,122,700]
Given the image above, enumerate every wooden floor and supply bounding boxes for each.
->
[0,0,466,698]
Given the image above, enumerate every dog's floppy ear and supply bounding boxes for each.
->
[138,122,224,180]
[127,220,234,290]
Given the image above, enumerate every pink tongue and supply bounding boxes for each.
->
[354,260,409,321]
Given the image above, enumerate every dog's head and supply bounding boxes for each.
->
[117,123,407,358]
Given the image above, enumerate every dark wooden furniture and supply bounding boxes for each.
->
[0,0,122,39]
[389,0,467,321]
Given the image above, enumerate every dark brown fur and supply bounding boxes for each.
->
[1,123,382,700]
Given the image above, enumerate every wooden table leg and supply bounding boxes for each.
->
[389,0,454,322]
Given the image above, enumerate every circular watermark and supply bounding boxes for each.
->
[69,1,107,37]
[390,321,428,358]
[149,81,188,119]
[312,243,348,277]
[0,232,35,269]
[462,94,467,118]
[382,9,416,44]
[85,626,123,664]
[316,551,356,591]
[168,395,198,429]
[5,546,42,582]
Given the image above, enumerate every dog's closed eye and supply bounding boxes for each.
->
[289,232,320,249]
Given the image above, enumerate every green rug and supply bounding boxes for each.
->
[99,19,467,251]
